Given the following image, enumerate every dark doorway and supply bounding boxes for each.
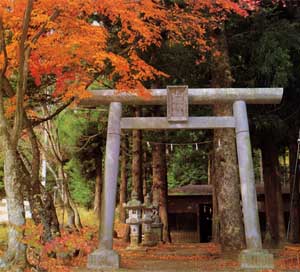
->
[199,204,212,242]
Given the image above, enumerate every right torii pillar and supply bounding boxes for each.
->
[234,100,274,269]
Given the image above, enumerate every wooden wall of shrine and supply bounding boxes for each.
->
[167,184,291,243]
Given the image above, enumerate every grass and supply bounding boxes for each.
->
[0,224,7,251]
[56,206,98,228]
[77,207,98,227]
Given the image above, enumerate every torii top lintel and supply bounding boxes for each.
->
[79,87,283,107]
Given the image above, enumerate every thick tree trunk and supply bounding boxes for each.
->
[119,138,128,223]
[94,150,103,218]
[0,88,27,270]
[288,140,300,243]
[0,149,27,269]
[261,140,286,246]
[213,105,245,251]
[132,107,143,201]
[152,143,171,243]
[211,27,245,252]
[211,152,220,243]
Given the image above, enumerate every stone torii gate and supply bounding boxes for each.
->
[80,87,283,270]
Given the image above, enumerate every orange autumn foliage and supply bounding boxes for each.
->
[0,0,258,103]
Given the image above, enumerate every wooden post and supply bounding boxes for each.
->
[87,102,122,269]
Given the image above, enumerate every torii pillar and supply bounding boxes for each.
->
[81,87,283,270]
[87,102,122,269]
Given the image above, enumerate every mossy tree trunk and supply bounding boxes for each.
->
[152,143,171,243]
[211,27,245,252]
[211,151,220,243]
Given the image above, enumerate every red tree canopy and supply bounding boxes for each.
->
[0,0,263,101]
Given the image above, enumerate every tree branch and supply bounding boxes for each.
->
[28,8,60,48]
[0,16,8,77]
[32,97,74,126]
[12,0,34,147]
[0,16,11,146]
[2,76,15,97]
[23,113,40,186]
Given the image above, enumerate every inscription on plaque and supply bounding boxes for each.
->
[167,86,188,122]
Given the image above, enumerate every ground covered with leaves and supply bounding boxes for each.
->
[1,221,300,271]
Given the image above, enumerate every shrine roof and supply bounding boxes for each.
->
[168,184,290,196]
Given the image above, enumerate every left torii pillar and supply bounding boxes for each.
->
[87,102,122,269]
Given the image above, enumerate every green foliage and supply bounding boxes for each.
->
[65,159,94,208]
[168,145,209,188]
[253,22,294,87]
[165,130,211,188]
[56,109,107,208]
[229,6,300,88]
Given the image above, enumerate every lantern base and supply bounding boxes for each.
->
[142,232,157,247]
[87,248,120,269]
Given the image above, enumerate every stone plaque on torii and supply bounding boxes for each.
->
[79,87,283,270]
[167,85,188,122]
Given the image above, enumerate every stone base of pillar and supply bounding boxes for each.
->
[87,249,120,270]
[239,249,274,270]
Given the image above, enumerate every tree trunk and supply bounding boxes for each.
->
[0,90,27,270]
[211,27,245,252]
[68,191,82,229]
[211,152,220,243]
[0,149,27,269]
[152,143,171,243]
[122,225,130,243]
[132,107,143,201]
[119,137,128,223]
[143,149,148,198]
[261,140,286,246]
[94,150,103,218]
[22,116,60,241]
[57,164,82,229]
[288,140,300,243]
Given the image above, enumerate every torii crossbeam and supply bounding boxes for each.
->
[79,87,283,270]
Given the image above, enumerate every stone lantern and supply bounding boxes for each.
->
[124,191,142,250]
[151,205,162,243]
[141,194,155,246]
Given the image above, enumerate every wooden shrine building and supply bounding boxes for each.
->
[168,184,292,243]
